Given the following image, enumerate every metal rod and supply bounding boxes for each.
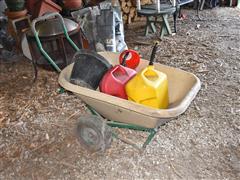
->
[31,12,80,73]
[111,132,141,150]
[108,121,158,149]
[85,104,102,117]
[107,121,154,132]
[142,129,157,149]
[34,34,61,72]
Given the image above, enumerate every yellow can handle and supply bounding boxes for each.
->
[141,66,159,84]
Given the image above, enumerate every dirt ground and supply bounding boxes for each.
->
[0,7,239,179]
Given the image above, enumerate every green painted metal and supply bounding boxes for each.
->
[31,12,80,73]
[145,16,156,36]
[144,14,172,39]
[111,131,142,150]
[34,34,61,72]
[107,121,153,132]
[60,23,80,52]
[85,104,101,116]
[160,14,171,40]
[107,121,158,149]
[142,128,157,148]
[85,105,158,149]
[57,87,65,94]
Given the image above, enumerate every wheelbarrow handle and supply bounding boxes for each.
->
[31,12,80,73]
[31,12,68,41]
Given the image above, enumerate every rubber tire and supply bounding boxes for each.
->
[76,115,112,152]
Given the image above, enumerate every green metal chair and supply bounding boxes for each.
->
[136,0,177,39]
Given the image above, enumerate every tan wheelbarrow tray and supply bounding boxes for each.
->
[58,52,201,129]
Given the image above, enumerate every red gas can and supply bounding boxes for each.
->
[119,50,140,69]
[99,52,137,99]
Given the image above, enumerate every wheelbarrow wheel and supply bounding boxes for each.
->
[76,115,112,152]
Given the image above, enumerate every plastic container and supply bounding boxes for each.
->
[125,43,169,109]
[99,52,137,99]
[70,49,112,90]
[119,49,140,69]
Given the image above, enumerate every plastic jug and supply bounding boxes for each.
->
[125,42,169,109]
[119,50,140,69]
[99,52,137,99]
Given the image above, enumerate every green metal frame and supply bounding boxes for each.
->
[107,121,158,149]
[31,12,80,73]
[85,104,158,149]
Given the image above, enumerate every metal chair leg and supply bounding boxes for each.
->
[144,16,156,36]
[178,6,182,18]
[160,14,172,39]
[150,18,156,33]
[163,14,171,34]
[197,0,203,20]
[32,59,38,83]
[144,17,150,36]
[173,12,177,33]
[200,0,205,10]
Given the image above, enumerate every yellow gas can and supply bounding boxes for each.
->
[125,42,169,109]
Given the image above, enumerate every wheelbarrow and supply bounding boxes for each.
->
[58,52,201,152]
[31,12,201,152]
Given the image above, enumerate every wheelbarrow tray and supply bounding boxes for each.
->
[58,52,201,128]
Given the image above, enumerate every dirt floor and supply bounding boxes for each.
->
[0,7,240,179]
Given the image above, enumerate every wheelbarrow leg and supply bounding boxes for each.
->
[86,105,159,151]
[142,128,157,149]
[107,121,158,150]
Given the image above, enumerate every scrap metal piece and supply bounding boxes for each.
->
[27,18,79,37]
[71,1,127,52]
